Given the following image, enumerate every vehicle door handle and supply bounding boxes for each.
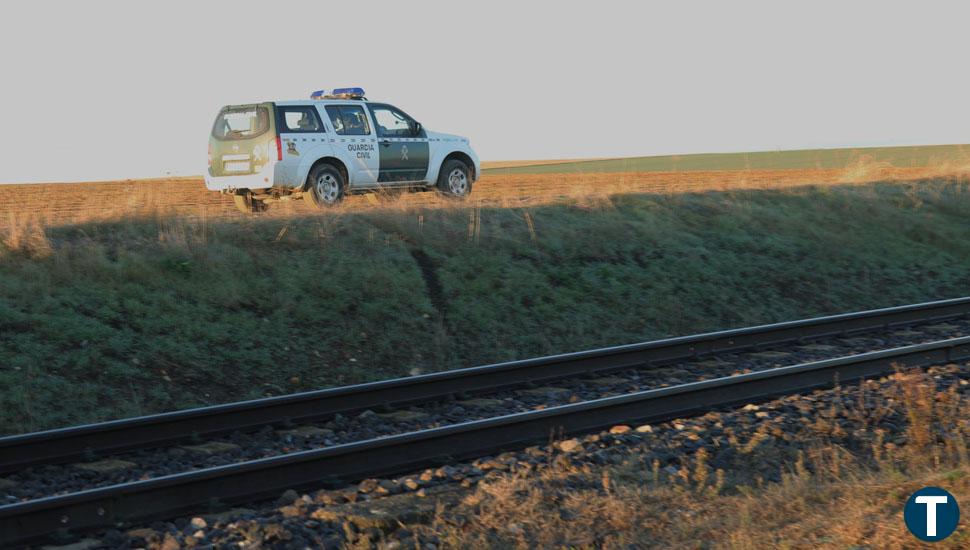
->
[381,141,391,147]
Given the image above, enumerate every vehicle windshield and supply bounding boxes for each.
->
[211,106,270,141]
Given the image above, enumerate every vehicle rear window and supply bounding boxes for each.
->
[211,106,270,141]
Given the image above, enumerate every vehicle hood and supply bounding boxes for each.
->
[425,130,468,143]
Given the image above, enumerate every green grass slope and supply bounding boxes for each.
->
[484,144,970,174]
[2,179,970,434]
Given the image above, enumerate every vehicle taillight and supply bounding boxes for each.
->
[275,136,283,161]
[207,143,212,167]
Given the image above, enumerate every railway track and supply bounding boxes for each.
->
[2,298,970,545]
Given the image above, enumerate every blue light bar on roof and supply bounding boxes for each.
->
[331,87,365,98]
[310,88,365,100]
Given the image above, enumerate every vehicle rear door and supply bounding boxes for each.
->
[275,105,327,186]
[209,103,275,178]
[367,103,429,184]
[324,104,379,187]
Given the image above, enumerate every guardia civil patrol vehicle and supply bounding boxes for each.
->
[206,88,480,213]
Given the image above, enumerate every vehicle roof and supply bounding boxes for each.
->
[275,99,377,106]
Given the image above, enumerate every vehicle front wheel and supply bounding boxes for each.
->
[233,191,267,214]
[305,165,345,208]
[436,159,472,198]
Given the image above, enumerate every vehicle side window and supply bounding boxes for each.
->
[325,105,371,136]
[278,106,323,133]
[369,104,414,137]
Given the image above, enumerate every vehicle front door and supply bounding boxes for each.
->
[367,103,429,184]
[324,104,379,187]
[276,105,327,187]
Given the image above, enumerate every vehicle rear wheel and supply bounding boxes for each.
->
[305,165,345,208]
[233,192,267,214]
[436,159,472,198]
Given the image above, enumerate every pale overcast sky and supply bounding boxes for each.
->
[1,0,968,183]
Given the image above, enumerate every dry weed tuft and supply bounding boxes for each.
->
[156,217,208,252]
[838,155,896,183]
[0,213,52,257]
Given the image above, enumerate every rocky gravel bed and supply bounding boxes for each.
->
[48,361,970,549]
[4,319,970,504]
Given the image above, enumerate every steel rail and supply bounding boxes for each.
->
[2,336,969,546]
[1,297,968,474]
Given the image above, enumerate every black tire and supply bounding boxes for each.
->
[436,159,472,198]
[233,191,267,214]
[305,164,345,208]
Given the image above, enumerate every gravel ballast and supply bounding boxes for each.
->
[36,361,970,549]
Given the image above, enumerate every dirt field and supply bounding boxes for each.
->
[0,162,959,231]
[480,158,607,169]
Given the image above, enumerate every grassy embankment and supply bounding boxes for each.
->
[2,177,970,435]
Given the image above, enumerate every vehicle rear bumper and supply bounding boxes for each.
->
[205,164,276,192]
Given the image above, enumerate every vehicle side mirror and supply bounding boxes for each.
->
[411,121,422,136]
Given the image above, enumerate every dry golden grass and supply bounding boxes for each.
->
[0,163,960,235]
[0,163,962,264]
[409,369,970,549]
